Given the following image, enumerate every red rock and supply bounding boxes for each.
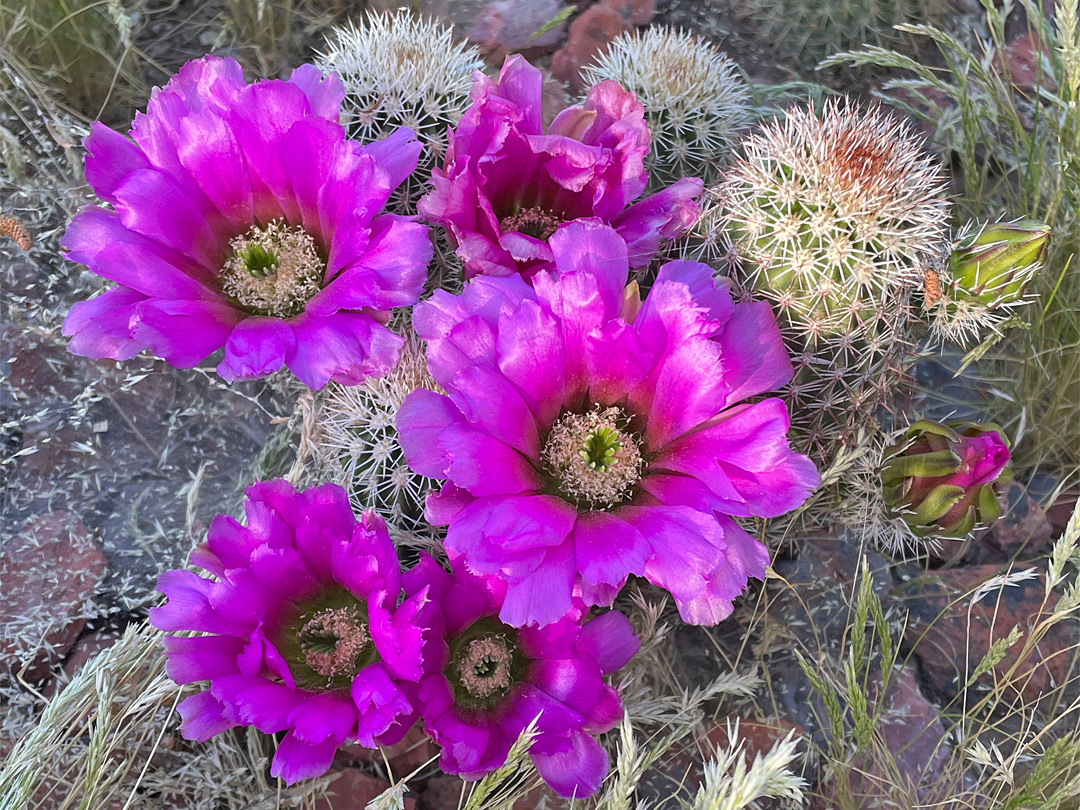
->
[1046,487,1079,538]
[849,664,952,802]
[541,75,569,130]
[995,32,1056,91]
[62,631,116,680]
[313,769,415,810]
[985,480,1053,557]
[899,564,1076,704]
[7,336,85,404]
[468,0,570,63]
[703,717,803,762]
[512,782,567,809]
[601,0,654,25]
[550,4,630,93]
[42,631,118,698]
[1,511,106,683]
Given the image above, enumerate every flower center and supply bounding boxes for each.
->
[499,206,562,241]
[219,220,324,318]
[276,591,377,691]
[542,406,643,510]
[297,606,369,680]
[459,636,513,699]
[447,616,525,711]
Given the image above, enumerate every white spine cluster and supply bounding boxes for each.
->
[691,100,950,469]
[722,99,949,334]
[317,10,482,207]
[582,27,751,188]
[311,335,440,548]
[834,427,926,560]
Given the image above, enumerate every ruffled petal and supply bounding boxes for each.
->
[578,609,639,674]
[177,691,238,742]
[271,731,340,784]
[350,664,415,747]
[217,317,296,382]
[62,286,148,361]
[287,311,403,389]
[162,634,245,684]
[653,398,820,517]
[531,729,609,798]
[612,177,703,268]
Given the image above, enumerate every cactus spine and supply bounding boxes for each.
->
[317,10,483,211]
[581,27,751,189]
[695,100,950,470]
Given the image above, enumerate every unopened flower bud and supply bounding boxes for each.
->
[948,219,1049,308]
[881,420,1012,538]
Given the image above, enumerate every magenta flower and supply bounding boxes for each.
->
[418,54,702,280]
[62,56,432,389]
[149,480,428,783]
[404,554,638,798]
[397,221,820,628]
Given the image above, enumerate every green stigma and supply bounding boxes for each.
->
[241,243,280,278]
[580,426,622,472]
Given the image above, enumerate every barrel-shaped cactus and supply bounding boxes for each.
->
[734,0,938,68]
[310,336,440,546]
[693,100,950,469]
[581,27,750,189]
[881,420,1012,538]
[317,10,483,209]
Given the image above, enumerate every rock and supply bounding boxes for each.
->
[0,511,106,683]
[512,782,567,809]
[634,735,702,808]
[550,4,630,93]
[844,664,953,805]
[62,631,117,680]
[898,564,1076,704]
[313,769,415,810]
[985,480,1053,557]
[42,631,118,698]
[468,0,570,62]
[418,774,462,810]
[702,716,803,761]
[541,75,569,130]
[995,32,1056,91]
[1046,487,1079,538]
[770,534,893,651]
[602,0,654,25]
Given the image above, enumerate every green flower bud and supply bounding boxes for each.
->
[948,218,1049,308]
[881,420,1012,538]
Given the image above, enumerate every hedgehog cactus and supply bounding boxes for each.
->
[317,10,483,209]
[697,100,950,467]
[928,218,1049,345]
[736,0,937,67]
[581,27,751,189]
[310,336,440,545]
[881,420,1012,539]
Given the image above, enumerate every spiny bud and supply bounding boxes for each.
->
[881,420,1012,539]
[948,218,1049,308]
